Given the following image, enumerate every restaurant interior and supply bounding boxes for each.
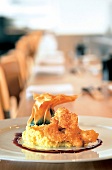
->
[0,0,112,169]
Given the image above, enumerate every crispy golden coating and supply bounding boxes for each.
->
[43,107,98,147]
[44,107,82,146]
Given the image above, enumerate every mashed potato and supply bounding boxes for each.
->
[22,125,73,149]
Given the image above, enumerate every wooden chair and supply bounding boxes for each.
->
[26,30,43,57]
[7,49,28,83]
[15,36,29,56]
[17,50,34,79]
[0,54,23,103]
[0,92,4,119]
[0,65,17,119]
[7,49,33,81]
[15,30,43,58]
[14,30,43,78]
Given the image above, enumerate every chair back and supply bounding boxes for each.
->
[0,55,22,103]
[7,49,27,84]
[0,65,10,118]
[0,91,4,119]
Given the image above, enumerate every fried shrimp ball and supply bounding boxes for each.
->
[81,130,99,144]
[43,107,98,147]
[54,107,78,129]
[44,107,83,147]
[64,126,83,147]
[44,119,65,143]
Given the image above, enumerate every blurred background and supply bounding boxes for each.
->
[1,0,112,119]
[0,0,112,56]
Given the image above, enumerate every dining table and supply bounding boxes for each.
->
[0,51,112,170]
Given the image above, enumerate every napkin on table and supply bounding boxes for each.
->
[35,51,65,65]
[32,65,65,75]
[26,84,74,99]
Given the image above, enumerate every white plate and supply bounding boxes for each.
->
[0,116,112,163]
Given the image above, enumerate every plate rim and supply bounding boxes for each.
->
[0,115,112,163]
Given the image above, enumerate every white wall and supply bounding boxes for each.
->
[0,0,111,35]
[56,0,109,35]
